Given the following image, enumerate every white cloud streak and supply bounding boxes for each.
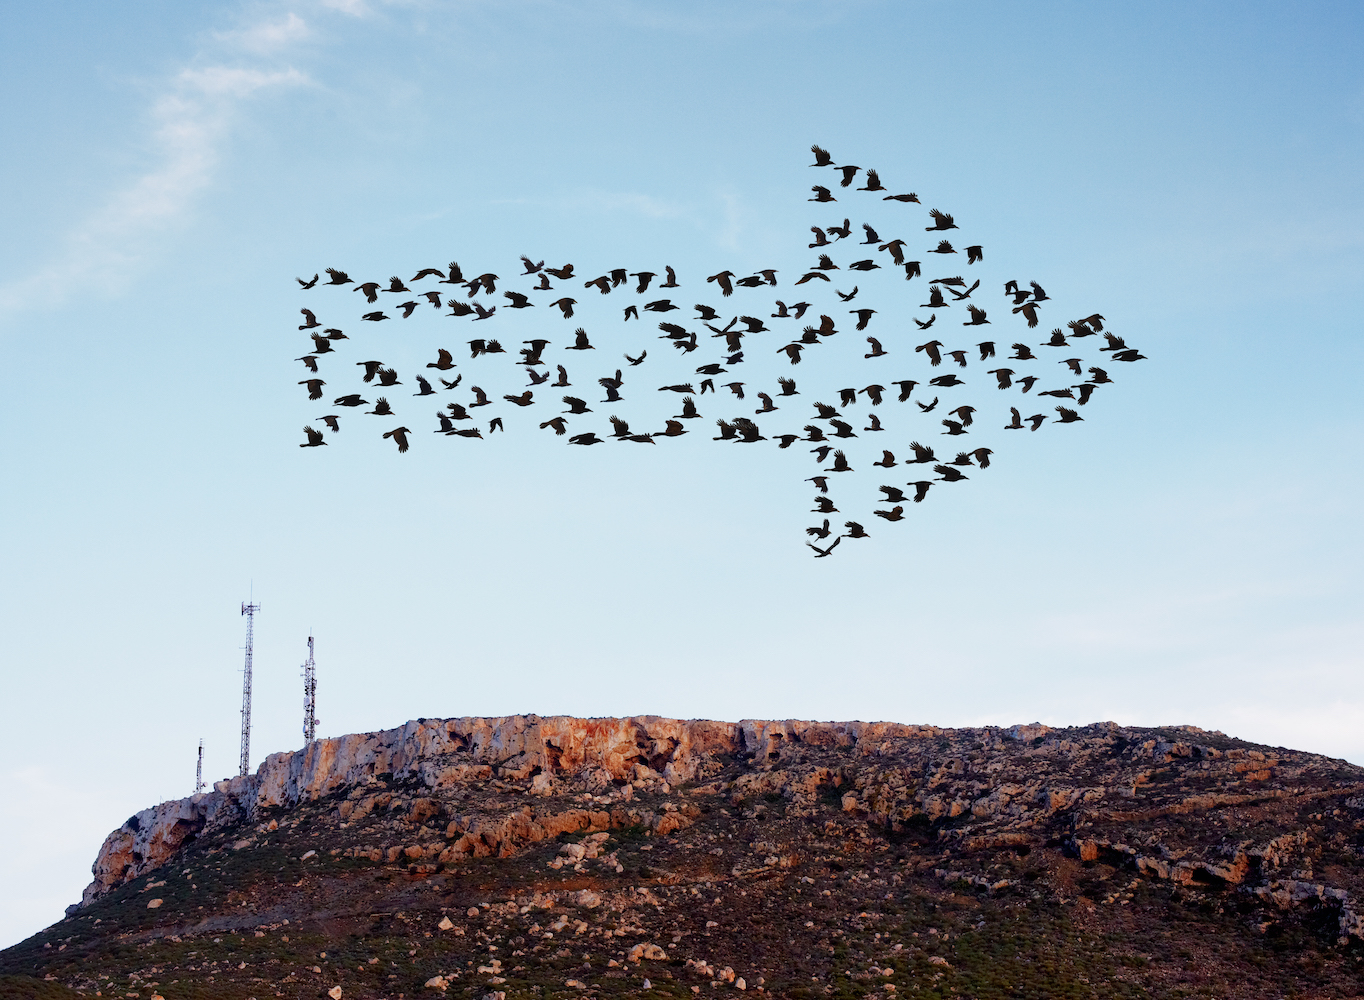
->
[0,32,308,313]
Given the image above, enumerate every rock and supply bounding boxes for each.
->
[425,975,448,990]
[628,943,668,962]
[928,956,950,967]
[146,899,163,909]
[438,916,454,931]
[735,977,747,990]
[328,988,343,999]
[467,907,480,918]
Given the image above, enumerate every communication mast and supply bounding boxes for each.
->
[195,739,205,794]
[240,601,260,777]
[302,635,317,746]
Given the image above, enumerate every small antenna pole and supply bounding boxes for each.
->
[302,634,317,746]
[239,600,260,777]
[195,739,205,795]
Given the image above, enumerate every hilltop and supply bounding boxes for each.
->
[4,715,1364,999]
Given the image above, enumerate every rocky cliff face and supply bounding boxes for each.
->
[14,715,1364,999]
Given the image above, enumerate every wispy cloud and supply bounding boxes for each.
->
[320,0,369,16]
[216,11,310,52]
[0,28,308,313]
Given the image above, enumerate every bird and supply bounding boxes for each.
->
[843,521,869,538]
[661,266,679,287]
[927,209,958,231]
[366,397,394,416]
[355,281,381,302]
[393,300,418,318]
[928,240,956,255]
[829,419,857,438]
[298,308,321,329]
[504,291,534,309]
[1112,349,1147,362]
[562,396,592,414]
[1010,343,1037,361]
[298,379,325,400]
[964,305,989,326]
[861,384,885,405]
[915,340,944,366]
[1100,332,1128,352]
[424,349,457,372]
[945,350,969,368]
[777,377,799,396]
[864,337,887,358]
[827,219,852,240]
[658,383,695,394]
[810,185,836,202]
[488,416,505,434]
[916,396,939,413]
[735,276,764,289]
[875,506,905,522]
[858,168,885,192]
[807,517,833,539]
[810,444,833,463]
[362,311,389,322]
[297,355,319,372]
[382,276,410,294]
[849,260,879,273]
[706,271,735,297]
[553,366,571,387]
[948,405,975,426]
[949,280,981,301]
[941,419,967,435]
[1088,367,1113,384]
[850,308,876,330]
[893,380,918,402]
[324,268,353,285]
[1017,375,1039,392]
[540,417,568,435]
[934,464,968,482]
[713,420,737,441]
[421,291,443,309]
[807,537,841,558]
[739,315,768,333]
[608,416,633,439]
[503,391,534,407]
[778,343,805,364]
[382,426,411,452]
[631,271,657,292]
[865,413,884,432]
[879,485,907,502]
[874,452,897,469]
[907,441,936,464]
[1026,413,1047,431]
[904,261,922,281]
[565,328,595,351]
[644,299,679,313]
[1004,407,1024,430]
[318,414,340,433]
[465,273,499,296]
[569,432,603,445]
[1013,302,1041,327]
[445,401,470,420]
[987,368,1015,390]
[837,164,860,187]
[1039,388,1075,400]
[861,223,881,245]
[470,385,494,407]
[584,276,612,295]
[446,299,474,317]
[826,449,852,472]
[884,192,921,203]
[836,287,859,302]
[755,393,776,413]
[809,227,830,248]
[333,394,367,407]
[812,494,838,514]
[810,144,833,166]
[1073,383,1098,405]
[795,271,832,285]
[913,315,937,331]
[1060,357,1084,376]
[908,481,932,503]
[300,425,327,447]
[624,350,647,367]
[1055,405,1082,423]
[547,297,577,319]
[920,286,949,309]
[413,376,436,396]
[293,274,316,291]
[929,374,964,387]
[965,246,984,264]
[659,419,687,437]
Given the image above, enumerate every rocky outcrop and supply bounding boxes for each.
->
[81,715,1364,944]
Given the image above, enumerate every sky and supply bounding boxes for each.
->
[1,0,1361,949]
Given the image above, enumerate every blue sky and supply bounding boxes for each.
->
[1,0,1360,948]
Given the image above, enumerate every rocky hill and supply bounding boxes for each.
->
[4,715,1364,1000]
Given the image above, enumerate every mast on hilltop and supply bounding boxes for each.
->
[196,739,205,795]
[302,635,318,746]
[240,601,260,777]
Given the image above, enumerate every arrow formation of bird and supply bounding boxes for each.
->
[292,144,1145,557]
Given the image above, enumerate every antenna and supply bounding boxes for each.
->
[240,600,260,777]
[302,634,317,746]
[195,739,205,795]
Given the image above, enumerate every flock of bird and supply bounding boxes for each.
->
[292,145,1144,556]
